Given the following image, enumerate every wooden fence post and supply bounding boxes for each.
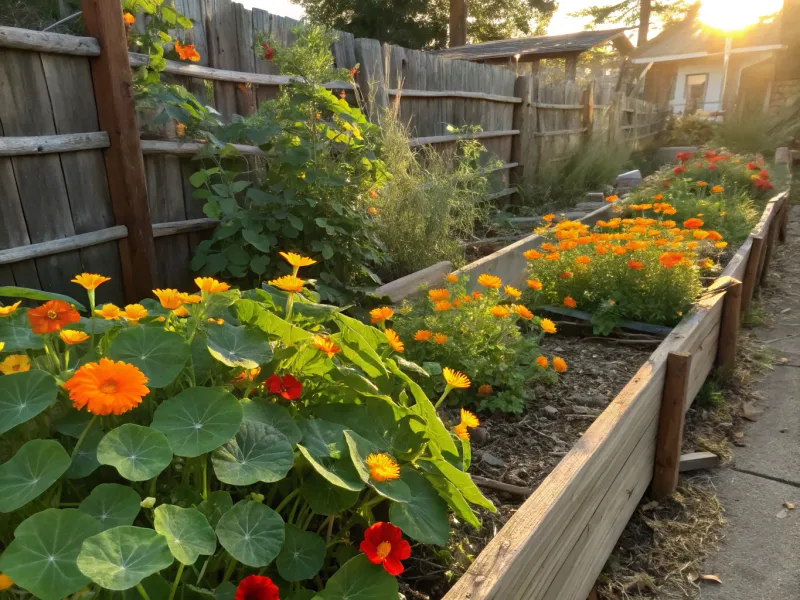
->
[716,277,742,376]
[582,84,594,143]
[353,38,388,122]
[652,352,693,500]
[759,213,780,286]
[511,75,534,194]
[779,195,790,243]
[80,0,157,302]
[740,234,765,317]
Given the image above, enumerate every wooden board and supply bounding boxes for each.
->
[0,25,100,56]
[205,0,238,120]
[0,132,109,156]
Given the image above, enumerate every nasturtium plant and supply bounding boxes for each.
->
[0,255,492,598]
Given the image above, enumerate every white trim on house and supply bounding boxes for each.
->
[631,44,785,64]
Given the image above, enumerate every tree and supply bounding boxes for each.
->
[570,0,691,45]
[296,0,557,50]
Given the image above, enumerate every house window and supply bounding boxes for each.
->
[685,73,709,114]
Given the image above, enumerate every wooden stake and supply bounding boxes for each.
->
[81,0,156,302]
[760,214,780,286]
[716,277,742,376]
[740,234,764,317]
[778,195,789,243]
[652,352,693,500]
[582,84,594,143]
[510,75,533,196]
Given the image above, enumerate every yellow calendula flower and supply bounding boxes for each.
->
[446,273,459,283]
[433,333,448,345]
[123,304,148,323]
[428,289,450,302]
[268,275,305,293]
[0,573,13,591]
[539,318,557,334]
[384,329,404,353]
[433,301,452,312]
[153,289,184,310]
[365,453,400,482]
[0,342,4,353]
[490,305,510,318]
[195,277,230,293]
[279,251,317,269]
[459,408,480,428]
[512,304,533,320]
[477,273,502,289]
[0,301,21,317]
[553,357,567,373]
[180,293,202,305]
[312,335,341,359]
[715,241,728,249]
[454,423,470,440]
[370,306,394,324]
[95,304,121,320]
[414,330,433,342]
[443,367,470,390]
[504,285,522,299]
[71,273,111,290]
[0,354,30,375]
[527,279,542,291]
[60,330,90,345]
[173,306,190,318]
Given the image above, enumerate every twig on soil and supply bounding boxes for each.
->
[521,421,564,445]
[762,333,799,345]
[472,475,532,497]
[582,337,663,345]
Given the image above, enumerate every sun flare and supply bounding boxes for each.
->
[698,0,783,32]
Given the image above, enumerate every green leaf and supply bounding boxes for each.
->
[0,439,70,513]
[211,421,294,486]
[0,370,58,434]
[0,314,44,352]
[190,171,209,188]
[313,555,398,600]
[344,431,410,503]
[78,483,141,531]
[215,501,285,568]
[77,526,174,590]
[66,427,104,480]
[330,314,387,378]
[423,457,495,512]
[297,418,347,459]
[151,387,243,457]
[0,509,102,600]
[214,582,237,600]
[97,424,173,482]
[153,505,217,565]
[297,445,364,492]
[197,491,233,529]
[276,524,326,581]
[396,357,430,378]
[206,323,273,369]
[236,299,313,346]
[107,326,189,388]
[0,286,86,311]
[389,468,450,545]
[300,472,360,516]
[55,410,95,437]
[242,400,302,445]
[421,472,480,529]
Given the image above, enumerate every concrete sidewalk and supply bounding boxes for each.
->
[700,206,800,600]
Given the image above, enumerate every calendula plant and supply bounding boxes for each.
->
[0,252,493,600]
[387,272,563,414]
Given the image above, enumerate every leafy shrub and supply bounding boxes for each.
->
[711,102,800,156]
[390,273,561,414]
[0,258,494,599]
[663,114,716,147]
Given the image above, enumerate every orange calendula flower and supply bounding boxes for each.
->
[384,329,404,353]
[653,194,664,201]
[715,241,728,249]
[659,252,685,268]
[446,273,459,283]
[123,304,148,323]
[696,181,708,187]
[627,260,643,270]
[72,273,111,291]
[539,318,557,334]
[553,357,567,373]
[456,408,480,439]
[683,218,704,229]
[428,289,450,302]
[153,289,184,310]
[365,453,400,482]
[560,271,573,279]
[443,367,470,390]
[535,355,549,368]
[60,330,89,345]
[312,335,341,358]
[477,274,502,289]
[433,301,452,312]
[471,291,483,301]
[433,333,448,345]
[368,207,378,216]
[280,252,317,269]
[575,255,591,265]
[527,279,542,291]
[545,252,561,261]
[563,296,577,309]
[454,424,470,440]
[490,305,510,318]
[542,213,555,222]
[173,306,189,318]
[27,300,80,334]
[0,355,30,375]
[232,368,260,386]
[268,275,305,293]
[612,246,627,256]
[195,277,230,293]
[504,285,522,299]
[174,41,201,62]
[0,301,21,317]
[524,249,543,260]
[64,358,149,416]
[605,195,619,203]
[179,293,202,305]
[370,306,394,324]
[712,185,724,193]
[512,304,534,320]
[414,329,433,342]
[123,11,135,24]
[477,385,492,396]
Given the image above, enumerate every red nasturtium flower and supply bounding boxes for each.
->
[235,574,280,600]
[683,218,704,229]
[673,165,686,175]
[27,300,80,334]
[261,42,275,61]
[360,522,411,576]
[266,374,302,401]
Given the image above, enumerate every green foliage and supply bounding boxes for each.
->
[570,0,691,35]
[712,107,800,156]
[664,114,716,147]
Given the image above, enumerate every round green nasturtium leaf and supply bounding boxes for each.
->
[0,370,58,435]
[276,524,326,582]
[151,387,243,457]
[242,400,302,445]
[314,554,398,600]
[107,326,189,388]
[77,526,174,590]
[96,424,173,482]
[215,501,285,568]
[197,490,233,529]
[297,418,348,459]
[153,504,217,565]
[78,483,141,531]
[66,427,105,480]
[0,439,70,513]
[389,468,450,545]
[212,421,294,486]
[206,323,273,369]
[301,472,360,516]
[0,508,101,600]
[0,313,44,352]
[55,410,97,437]
[297,445,364,493]
[191,335,216,384]
[214,581,237,600]
[344,431,410,504]
[289,590,317,600]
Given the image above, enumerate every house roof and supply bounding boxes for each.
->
[433,28,634,63]
[631,15,784,64]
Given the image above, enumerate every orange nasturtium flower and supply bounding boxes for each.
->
[527,279,543,291]
[174,41,201,62]
[0,355,30,375]
[504,285,522,299]
[490,305,510,318]
[446,273,459,283]
[0,301,21,317]
[539,318,557,334]
[27,300,80,334]
[414,330,433,342]
[153,289,184,310]
[123,11,135,25]
[553,357,568,373]
[627,260,643,270]
[443,367,470,390]
[72,273,111,290]
[312,335,341,359]
[65,358,150,416]
[433,333,448,345]
[370,306,394,324]
[268,275,305,293]
[477,385,492,396]
[384,329,404,353]
[123,304,148,323]
[477,273,502,289]
[683,218,704,229]
[195,277,230,293]
[60,330,90,345]
[433,301,452,312]
[95,304,122,320]
[535,355,549,368]
[512,304,534,320]
[524,249,543,260]
[428,289,450,302]
[365,453,400,482]
[563,296,577,309]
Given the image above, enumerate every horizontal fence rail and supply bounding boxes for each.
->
[0,25,100,56]
[0,132,110,156]
[387,88,521,103]
[408,129,520,148]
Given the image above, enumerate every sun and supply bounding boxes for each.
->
[698,0,783,32]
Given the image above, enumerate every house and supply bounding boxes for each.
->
[633,9,787,118]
